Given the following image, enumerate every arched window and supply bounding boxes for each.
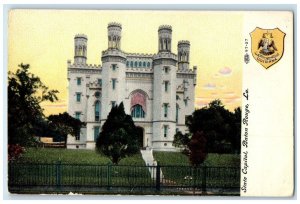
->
[143,62,146,67]
[126,61,129,67]
[130,61,133,67]
[147,62,150,67]
[134,61,138,67]
[95,101,100,121]
[139,62,142,67]
[131,104,145,118]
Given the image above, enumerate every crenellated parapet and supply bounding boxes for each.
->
[74,34,88,39]
[101,49,127,64]
[125,53,155,58]
[158,25,172,31]
[153,52,177,61]
[68,60,102,69]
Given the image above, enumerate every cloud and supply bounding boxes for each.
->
[202,83,216,90]
[219,67,232,76]
[223,97,241,105]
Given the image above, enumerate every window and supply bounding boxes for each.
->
[164,66,169,74]
[130,61,133,67]
[75,132,80,141]
[94,126,100,141]
[95,101,100,121]
[112,64,117,71]
[98,79,102,86]
[143,62,146,67]
[176,95,180,100]
[77,77,82,85]
[131,104,145,118]
[126,61,129,67]
[176,105,179,123]
[164,125,168,137]
[147,62,150,67]
[111,101,116,107]
[164,81,169,92]
[75,112,81,120]
[76,93,81,102]
[139,62,142,67]
[134,61,138,67]
[95,91,100,98]
[164,103,168,118]
[112,79,116,90]
[184,99,188,106]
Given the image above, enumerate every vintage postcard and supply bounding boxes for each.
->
[5,9,294,197]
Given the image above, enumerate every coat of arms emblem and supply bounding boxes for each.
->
[250,27,286,69]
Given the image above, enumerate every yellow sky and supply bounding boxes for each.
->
[8,10,243,115]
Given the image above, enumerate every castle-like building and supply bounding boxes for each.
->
[67,22,197,151]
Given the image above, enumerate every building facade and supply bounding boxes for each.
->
[67,22,197,151]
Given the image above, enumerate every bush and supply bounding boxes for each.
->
[8,144,26,161]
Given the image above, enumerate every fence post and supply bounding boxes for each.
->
[56,161,61,190]
[107,163,111,191]
[156,162,161,191]
[201,165,207,194]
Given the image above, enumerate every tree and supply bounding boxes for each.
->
[172,131,191,154]
[96,102,140,164]
[47,112,86,143]
[185,99,241,153]
[8,64,59,146]
[188,131,207,166]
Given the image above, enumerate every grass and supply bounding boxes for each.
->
[18,147,146,165]
[153,151,240,188]
[153,151,240,167]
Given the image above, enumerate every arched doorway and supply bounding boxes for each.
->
[136,126,144,148]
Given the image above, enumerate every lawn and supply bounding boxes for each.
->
[153,151,240,188]
[153,151,240,167]
[18,148,146,165]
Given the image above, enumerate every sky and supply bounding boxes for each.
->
[8,10,243,115]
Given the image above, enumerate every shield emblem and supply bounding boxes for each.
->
[250,27,286,69]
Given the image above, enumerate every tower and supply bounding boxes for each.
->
[158,25,172,52]
[74,34,87,64]
[152,25,178,150]
[177,40,190,70]
[107,22,122,50]
[101,22,126,121]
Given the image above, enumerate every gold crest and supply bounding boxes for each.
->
[250,27,286,69]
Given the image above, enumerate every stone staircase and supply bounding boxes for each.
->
[140,148,164,180]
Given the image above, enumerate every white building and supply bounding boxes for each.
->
[67,22,197,151]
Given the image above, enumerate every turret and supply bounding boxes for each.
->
[74,34,87,64]
[158,25,172,52]
[177,40,190,70]
[107,22,122,50]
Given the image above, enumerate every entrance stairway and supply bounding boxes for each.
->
[140,148,164,180]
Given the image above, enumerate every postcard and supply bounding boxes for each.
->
[6,9,294,197]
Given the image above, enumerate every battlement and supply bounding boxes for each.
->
[102,49,126,58]
[125,53,155,58]
[74,34,88,39]
[68,62,102,69]
[108,22,122,29]
[153,52,177,61]
[177,68,195,74]
[158,25,172,31]
[178,40,190,45]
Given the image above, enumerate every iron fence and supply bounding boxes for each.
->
[8,162,240,194]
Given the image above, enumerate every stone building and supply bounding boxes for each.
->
[67,22,197,151]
